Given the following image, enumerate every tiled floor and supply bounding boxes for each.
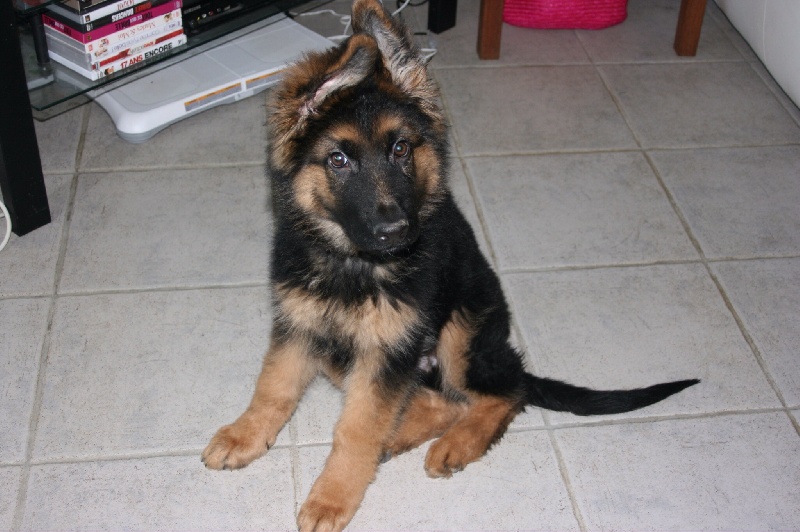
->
[2,0,800,529]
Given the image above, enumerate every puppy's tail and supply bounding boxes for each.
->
[523,373,699,416]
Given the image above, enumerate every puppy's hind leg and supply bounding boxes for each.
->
[202,335,317,470]
[382,388,467,460]
[423,393,522,478]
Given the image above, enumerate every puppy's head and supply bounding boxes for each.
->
[268,0,448,258]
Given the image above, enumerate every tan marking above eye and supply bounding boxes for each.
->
[374,114,407,139]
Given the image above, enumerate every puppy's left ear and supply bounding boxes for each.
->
[351,0,442,121]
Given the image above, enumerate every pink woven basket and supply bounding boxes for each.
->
[503,0,628,30]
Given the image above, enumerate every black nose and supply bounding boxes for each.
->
[372,219,409,247]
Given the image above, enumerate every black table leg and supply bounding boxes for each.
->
[1,0,51,237]
[427,0,457,34]
[30,13,51,66]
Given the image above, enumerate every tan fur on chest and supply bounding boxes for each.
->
[276,284,418,353]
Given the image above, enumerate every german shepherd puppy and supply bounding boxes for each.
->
[202,1,698,530]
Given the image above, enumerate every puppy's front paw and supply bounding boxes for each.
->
[201,419,268,470]
[297,495,355,532]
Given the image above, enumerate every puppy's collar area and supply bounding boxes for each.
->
[301,246,409,292]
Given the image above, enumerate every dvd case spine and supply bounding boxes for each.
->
[44,0,171,31]
[47,27,185,70]
[44,15,183,57]
[58,0,130,14]
[48,32,187,80]
[47,0,155,24]
[42,0,181,44]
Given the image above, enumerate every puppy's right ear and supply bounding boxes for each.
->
[299,33,378,118]
[351,0,444,128]
[269,34,379,171]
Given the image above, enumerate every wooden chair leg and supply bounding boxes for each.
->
[477,0,504,60]
[674,0,707,56]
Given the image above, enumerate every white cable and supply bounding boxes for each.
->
[290,8,352,42]
[292,0,438,55]
[0,200,11,253]
[391,0,412,16]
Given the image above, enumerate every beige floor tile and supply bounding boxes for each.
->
[34,287,275,461]
[59,166,270,293]
[652,146,800,259]
[601,62,800,148]
[0,175,71,298]
[437,66,637,155]
[0,466,22,531]
[80,97,268,171]
[504,264,779,423]
[23,453,296,531]
[34,106,84,174]
[0,298,49,463]
[556,413,800,530]
[469,152,696,270]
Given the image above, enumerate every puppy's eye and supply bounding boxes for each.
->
[393,140,411,159]
[328,152,349,169]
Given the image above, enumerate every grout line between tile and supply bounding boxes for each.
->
[499,258,703,276]
[456,157,502,270]
[590,58,746,66]
[509,406,790,434]
[706,254,800,264]
[431,61,592,71]
[288,417,303,520]
[787,411,800,438]
[24,440,298,468]
[703,264,794,409]
[517,362,587,529]
[55,280,270,299]
[78,161,269,174]
[293,441,335,451]
[643,151,709,261]
[459,146,641,158]
[456,141,800,158]
[0,293,54,303]
[431,59,747,72]
[592,64,644,151]
[11,105,90,532]
[27,448,212,467]
[545,428,587,532]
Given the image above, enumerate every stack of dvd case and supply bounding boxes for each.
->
[43,0,186,80]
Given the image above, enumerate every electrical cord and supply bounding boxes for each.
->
[397,0,428,7]
[290,0,437,60]
[0,200,11,253]
[391,0,411,16]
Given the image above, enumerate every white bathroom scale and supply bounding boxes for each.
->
[88,16,333,143]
